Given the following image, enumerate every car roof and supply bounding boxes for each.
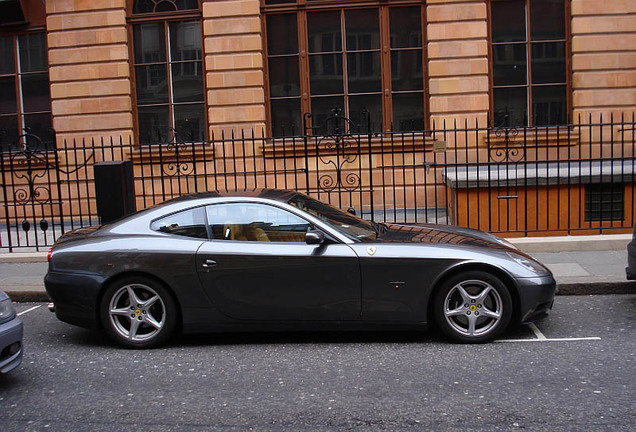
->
[165,189,301,204]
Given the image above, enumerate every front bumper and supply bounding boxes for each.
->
[515,274,557,324]
[44,270,105,329]
[0,316,23,374]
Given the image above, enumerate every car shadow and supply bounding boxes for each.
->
[61,326,442,349]
[171,329,440,348]
[60,324,538,349]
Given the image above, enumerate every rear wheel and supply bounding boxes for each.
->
[433,271,512,343]
[100,277,177,348]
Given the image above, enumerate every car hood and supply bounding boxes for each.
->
[375,223,513,251]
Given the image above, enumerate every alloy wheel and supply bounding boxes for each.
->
[108,283,166,342]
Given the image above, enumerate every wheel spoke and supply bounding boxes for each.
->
[144,313,162,330]
[110,306,130,317]
[467,315,477,336]
[481,306,501,319]
[141,295,160,309]
[445,306,465,317]
[127,286,143,307]
[456,284,473,303]
[475,285,493,304]
[128,318,141,340]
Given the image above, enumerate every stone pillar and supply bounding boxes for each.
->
[426,0,490,129]
[45,0,133,146]
[202,0,267,137]
[571,0,636,122]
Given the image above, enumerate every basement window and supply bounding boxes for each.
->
[584,183,624,222]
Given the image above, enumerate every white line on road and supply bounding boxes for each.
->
[17,305,42,316]
[528,322,547,340]
[496,336,602,343]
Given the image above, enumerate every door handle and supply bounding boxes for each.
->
[202,259,217,268]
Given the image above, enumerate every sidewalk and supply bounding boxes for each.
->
[1,234,635,302]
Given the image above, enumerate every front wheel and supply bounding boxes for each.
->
[432,271,513,343]
[100,277,177,348]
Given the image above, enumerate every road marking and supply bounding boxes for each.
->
[528,322,547,340]
[496,336,601,343]
[17,305,42,316]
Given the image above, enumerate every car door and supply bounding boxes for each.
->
[195,202,361,321]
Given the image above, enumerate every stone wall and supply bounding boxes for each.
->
[45,0,133,145]
[202,0,266,137]
[571,0,636,122]
[427,0,490,128]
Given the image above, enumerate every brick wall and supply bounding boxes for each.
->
[202,0,266,137]
[427,0,490,128]
[46,0,133,146]
[572,0,636,122]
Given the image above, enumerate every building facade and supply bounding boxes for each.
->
[0,0,632,144]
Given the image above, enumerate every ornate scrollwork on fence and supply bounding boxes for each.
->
[1,128,95,247]
[304,108,370,193]
[7,131,57,205]
[489,120,526,163]
[160,128,196,177]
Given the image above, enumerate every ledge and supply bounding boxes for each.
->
[127,143,214,163]
[443,160,636,189]
[0,150,58,171]
[483,127,579,148]
[261,133,443,158]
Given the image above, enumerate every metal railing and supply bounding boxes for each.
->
[1,111,634,251]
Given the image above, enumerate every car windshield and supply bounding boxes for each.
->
[288,194,378,241]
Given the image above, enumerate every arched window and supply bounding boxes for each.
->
[129,0,206,144]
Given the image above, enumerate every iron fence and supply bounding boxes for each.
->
[1,111,635,251]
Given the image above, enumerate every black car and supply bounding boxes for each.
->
[626,225,636,280]
[45,190,556,348]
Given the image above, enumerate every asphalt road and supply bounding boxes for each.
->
[1,295,634,432]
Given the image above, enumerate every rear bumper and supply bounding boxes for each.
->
[516,274,557,324]
[44,270,105,329]
[0,316,23,374]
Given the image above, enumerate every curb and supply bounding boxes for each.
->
[509,234,631,253]
[557,281,636,296]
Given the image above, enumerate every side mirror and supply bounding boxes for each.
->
[347,207,356,216]
[305,229,325,245]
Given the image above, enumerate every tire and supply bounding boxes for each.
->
[432,271,513,343]
[99,276,177,348]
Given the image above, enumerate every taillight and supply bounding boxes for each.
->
[47,248,52,262]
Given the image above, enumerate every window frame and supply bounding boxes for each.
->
[0,30,53,151]
[205,201,315,243]
[488,0,572,127]
[127,0,208,144]
[262,0,429,136]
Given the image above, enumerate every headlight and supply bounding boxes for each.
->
[507,253,549,274]
[0,298,16,324]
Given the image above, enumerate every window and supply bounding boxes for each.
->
[151,206,209,238]
[206,203,312,242]
[490,0,568,127]
[585,183,624,222]
[264,1,426,136]
[130,0,206,144]
[0,32,53,151]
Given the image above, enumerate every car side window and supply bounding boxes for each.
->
[151,207,208,239]
[206,203,312,242]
